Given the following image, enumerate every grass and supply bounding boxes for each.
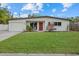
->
[0,32,79,54]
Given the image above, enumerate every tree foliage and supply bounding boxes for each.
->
[0,7,11,24]
[28,13,43,18]
[67,16,79,22]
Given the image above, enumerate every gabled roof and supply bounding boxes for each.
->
[10,16,69,21]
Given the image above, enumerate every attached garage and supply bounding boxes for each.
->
[9,20,26,32]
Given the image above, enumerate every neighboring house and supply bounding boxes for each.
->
[8,16,70,32]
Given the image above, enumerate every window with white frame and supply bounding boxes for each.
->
[54,22,61,26]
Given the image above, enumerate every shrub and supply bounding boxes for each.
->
[26,25,32,32]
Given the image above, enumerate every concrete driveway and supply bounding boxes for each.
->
[0,31,21,41]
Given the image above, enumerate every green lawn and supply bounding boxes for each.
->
[0,32,79,54]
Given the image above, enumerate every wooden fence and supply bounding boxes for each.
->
[69,22,79,31]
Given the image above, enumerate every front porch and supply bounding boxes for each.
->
[26,21,45,32]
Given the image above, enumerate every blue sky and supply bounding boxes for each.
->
[1,3,79,18]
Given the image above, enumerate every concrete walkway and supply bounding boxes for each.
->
[0,31,21,41]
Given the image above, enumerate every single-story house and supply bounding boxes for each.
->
[8,16,70,32]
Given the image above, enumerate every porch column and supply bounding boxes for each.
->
[33,23,34,30]
[37,22,39,31]
[43,21,45,31]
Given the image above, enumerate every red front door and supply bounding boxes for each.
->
[39,22,43,31]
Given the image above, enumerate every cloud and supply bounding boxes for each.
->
[21,3,43,14]
[20,14,28,18]
[21,3,34,11]
[61,3,73,12]
[7,6,11,10]
[52,9,56,13]
[62,3,73,8]
[0,3,11,10]
[32,10,39,13]
[35,3,43,11]
[13,12,19,18]
[14,12,17,15]
[62,8,67,12]
[0,3,8,7]
[13,12,28,18]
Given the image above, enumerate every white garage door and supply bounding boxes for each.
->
[9,22,26,31]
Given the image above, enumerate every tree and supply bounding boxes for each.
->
[0,8,11,24]
[74,16,79,22]
[67,17,75,22]
[68,16,79,22]
[28,13,43,18]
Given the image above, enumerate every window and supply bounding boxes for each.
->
[58,22,61,26]
[54,22,57,26]
[54,22,61,26]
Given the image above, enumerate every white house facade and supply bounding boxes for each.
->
[9,16,70,32]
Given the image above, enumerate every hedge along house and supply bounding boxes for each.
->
[9,16,70,32]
